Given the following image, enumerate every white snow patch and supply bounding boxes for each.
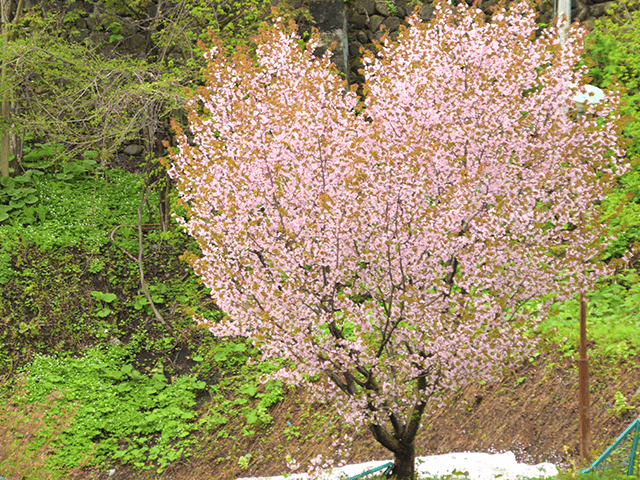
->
[236,451,558,480]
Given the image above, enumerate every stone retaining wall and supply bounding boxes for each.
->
[341,0,623,84]
[18,0,627,87]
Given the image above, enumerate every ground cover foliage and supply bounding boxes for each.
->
[0,0,297,476]
[1,1,640,480]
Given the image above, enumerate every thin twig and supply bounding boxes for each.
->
[137,186,171,329]
[110,224,141,262]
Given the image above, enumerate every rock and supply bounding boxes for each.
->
[420,4,436,21]
[382,16,401,32]
[309,0,346,30]
[350,57,365,73]
[589,2,618,17]
[479,0,500,14]
[309,0,349,80]
[574,2,590,20]
[589,1,618,16]
[404,4,419,16]
[67,1,91,13]
[349,41,363,57]
[351,13,368,29]
[396,5,407,18]
[69,29,91,43]
[356,30,368,44]
[368,14,385,32]
[146,3,158,16]
[85,14,100,29]
[92,2,104,15]
[314,29,350,79]
[127,33,146,51]
[537,10,553,25]
[355,0,377,16]
[121,19,138,37]
[88,31,107,45]
[123,144,144,156]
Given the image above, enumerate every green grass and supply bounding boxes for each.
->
[536,270,640,361]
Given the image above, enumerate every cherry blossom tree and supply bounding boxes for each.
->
[168,2,626,478]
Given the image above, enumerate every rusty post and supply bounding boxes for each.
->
[578,292,591,463]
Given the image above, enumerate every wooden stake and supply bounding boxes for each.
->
[579,292,591,463]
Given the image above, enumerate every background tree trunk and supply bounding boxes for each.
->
[0,0,24,178]
[1,1,10,177]
[0,67,9,177]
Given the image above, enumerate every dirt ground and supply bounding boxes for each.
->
[86,348,639,480]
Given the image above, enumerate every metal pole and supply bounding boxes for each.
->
[578,292,591,463]
[627,422,640,475]
[558,0,571,46]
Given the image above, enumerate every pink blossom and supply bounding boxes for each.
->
[169,3,627,478]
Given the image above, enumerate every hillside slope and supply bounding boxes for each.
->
[101,350,640,480]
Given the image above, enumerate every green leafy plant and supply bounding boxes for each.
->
[194,338,285,436]
[0,168,149,250]
[90,290,118,317]
[88,257,106,274]
[588,2,640,157]
[237,453,252,469]
[133,283,167,314]
[0,169,43,223]
[22,142,64,170]
[613,390,636,417]
[586,1,640,261]
[23,345,206,471]
[106,21,124,44]
[207,339,252,367]
[55,155,99,181]
[0,247,14,285]
[384,0,398,15]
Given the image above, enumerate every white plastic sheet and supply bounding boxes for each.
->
[236,451,559,480]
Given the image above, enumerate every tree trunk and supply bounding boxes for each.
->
[1,0,24,178]
[389,441,416,480]
[0,2,9,177]
[0,64,10,177]
[363,377,430,480]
